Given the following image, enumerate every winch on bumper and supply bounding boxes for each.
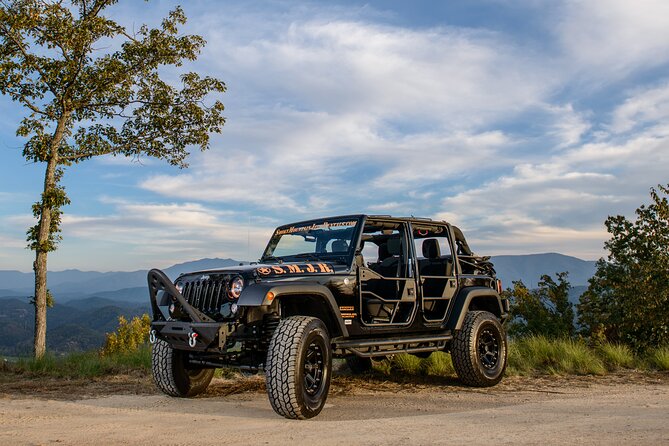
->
[150,321,233,351]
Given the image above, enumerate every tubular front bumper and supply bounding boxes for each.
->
[148,268,231,352]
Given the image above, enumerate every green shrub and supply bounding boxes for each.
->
[422,352,455,377]
[598,343,635,370]
[648,346,669,371]
[391,353,422,375]
[101,314,151,355]
[371,357,392,375]
[214,367,239,379]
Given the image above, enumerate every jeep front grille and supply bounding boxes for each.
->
[181,277,228,314]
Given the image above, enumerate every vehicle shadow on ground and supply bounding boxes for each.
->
[203,369,468,400]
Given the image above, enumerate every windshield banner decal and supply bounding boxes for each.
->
[274,220,358,236]
[256,263,334,276]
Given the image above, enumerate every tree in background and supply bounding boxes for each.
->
[0,1,226,358]
[504,272,575,338]
[579,185,669,352]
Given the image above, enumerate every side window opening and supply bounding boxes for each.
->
[359,221,409,278]
[413,225,454,277]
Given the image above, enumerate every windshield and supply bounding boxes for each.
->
[261,218,360,264]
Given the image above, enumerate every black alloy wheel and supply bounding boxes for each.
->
[451,311,507,387]
[304,341,325,396]
[477,327,500,371]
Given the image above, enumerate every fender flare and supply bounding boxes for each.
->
[445,286,506,331]
[238,282,348,337]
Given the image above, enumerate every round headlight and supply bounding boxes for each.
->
[175,282,184,294]
[228,276,244,299]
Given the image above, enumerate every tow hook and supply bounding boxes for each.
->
[188,331,198,348]
[149,329,156,344]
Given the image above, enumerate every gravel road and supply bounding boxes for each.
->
[1,373,668,445]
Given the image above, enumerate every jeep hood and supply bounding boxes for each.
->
[177,261,348,280]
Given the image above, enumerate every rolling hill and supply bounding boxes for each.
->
[490,253,597,288]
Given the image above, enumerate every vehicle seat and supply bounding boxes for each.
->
[420,239,443,275]
[331,239,349,253]
[419,239,454,300]
[376,238,401,277]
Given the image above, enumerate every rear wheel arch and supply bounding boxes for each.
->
[446,287,505,330]
[468,295,502,317]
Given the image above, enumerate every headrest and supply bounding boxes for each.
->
[331,240,348,252]
[387,238,401,255]
[422,238,441,259]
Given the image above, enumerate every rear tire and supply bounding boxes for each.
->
[152,338,214,397]
[451,311,507,387]
[265,316,332,419]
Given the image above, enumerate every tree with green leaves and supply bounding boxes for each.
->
[504,272,575,338]
[578,185,669,352]
[0,0,226,358]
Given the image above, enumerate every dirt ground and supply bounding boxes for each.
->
[1,371,668,445]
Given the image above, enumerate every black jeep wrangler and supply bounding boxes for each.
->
[148,215,508,419]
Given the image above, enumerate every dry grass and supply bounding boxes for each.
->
[508,336,607,376]
[649,346,669,371]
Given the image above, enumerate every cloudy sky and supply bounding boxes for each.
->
[1,0,668,272]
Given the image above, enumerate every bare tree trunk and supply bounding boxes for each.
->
[33,115,67,359]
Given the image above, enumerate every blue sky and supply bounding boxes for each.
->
[1,0,669,272]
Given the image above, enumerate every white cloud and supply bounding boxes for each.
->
[47,200,277,270]
[0,200,271,271]
[141,14,558,218]
[435,119,669,259]
[205,19,552,125]
[558,0,669,77]
[610,80,669,133]
[545,104,591,149]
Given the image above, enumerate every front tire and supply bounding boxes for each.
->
[152,338,214,397]
[265,316,332,419]
[451,311,507,387]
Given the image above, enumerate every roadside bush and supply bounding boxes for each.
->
[421,352,455,377]
[391,353,423,375]
[101,314,151,356]
[508,336,606,376]
[598,343,635,370]
[649,346,669,371]
[505,273,575,339]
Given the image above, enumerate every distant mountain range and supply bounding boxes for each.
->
[491,253,597,288]
[0,258,242,300]
[0,253,598,355]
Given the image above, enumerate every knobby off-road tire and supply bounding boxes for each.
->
[451,311,507,387]
[265,316,332,419]
[152,338,214,397]
[345,356,373,374]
